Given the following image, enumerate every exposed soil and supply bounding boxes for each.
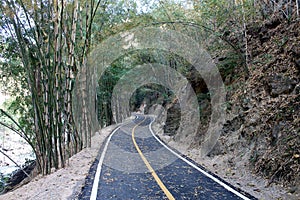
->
[151,121,298,200]
[0,125,117,200]
[0,129,35,174]
[0,16,299,200]
[149,17,300,200]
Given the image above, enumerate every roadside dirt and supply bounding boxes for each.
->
[1,114,298,200]
[0,125,117,200]
[152,121,299,200]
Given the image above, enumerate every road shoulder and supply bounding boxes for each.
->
[151,119,293,200]
[0,125,117,200]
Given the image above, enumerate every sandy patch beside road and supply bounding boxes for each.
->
[2,115,297,200]
[151,121,298,200]
[0,129,35,175]
[1,125,117,200]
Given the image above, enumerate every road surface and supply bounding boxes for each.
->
[79,115,255,200]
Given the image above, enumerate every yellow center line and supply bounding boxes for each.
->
[132,117,175,200]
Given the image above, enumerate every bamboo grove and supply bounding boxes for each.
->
[0,0,103,174]
[0,0,299,176]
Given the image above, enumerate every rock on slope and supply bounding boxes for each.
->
[150,17,299,199]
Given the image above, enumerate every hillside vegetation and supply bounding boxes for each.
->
[0,0,299,197]
[149,16,299,190]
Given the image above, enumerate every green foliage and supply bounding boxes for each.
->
[130,84,174,110]
[0,37,26,96]
[0,33,34,144]
[0,0,270,177]
[96,49,183,126]
[217,53,241,78]
[2,96,33,136]
[0,0,110,174]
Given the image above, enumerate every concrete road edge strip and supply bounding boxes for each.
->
[90,127,120,200]
[148,117,251,200]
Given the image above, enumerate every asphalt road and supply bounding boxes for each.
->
[79,115,256,200]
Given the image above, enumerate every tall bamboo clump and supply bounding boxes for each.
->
[0,0,102,175]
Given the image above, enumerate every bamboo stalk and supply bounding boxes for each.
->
[297,0,299,17]
[1,0,102,175]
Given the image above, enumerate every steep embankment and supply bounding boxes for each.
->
[227,18,299,186]
[150,18,299,199]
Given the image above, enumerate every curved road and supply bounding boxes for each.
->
[79,115,256,200]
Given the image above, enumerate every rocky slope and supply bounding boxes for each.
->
[228,17,299,187]
[149,17,299,199]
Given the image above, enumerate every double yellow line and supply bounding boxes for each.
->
[131,117,175,200]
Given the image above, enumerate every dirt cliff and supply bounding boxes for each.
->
[150,17,299,199]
